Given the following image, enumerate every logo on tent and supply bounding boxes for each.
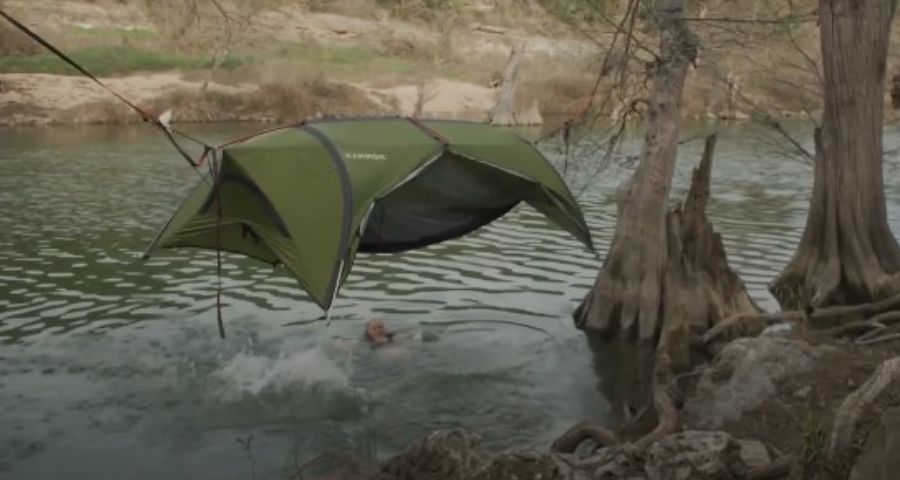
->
[345,152,387,161]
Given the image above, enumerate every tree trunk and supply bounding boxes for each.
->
[660,136,763,367]
[576,3,762,371]
[487,42,524,126]
[770,0,900,310]
[575,0,697,342]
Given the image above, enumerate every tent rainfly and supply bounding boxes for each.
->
[144,118,594,310]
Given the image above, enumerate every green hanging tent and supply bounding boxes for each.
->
[144,118,593,310]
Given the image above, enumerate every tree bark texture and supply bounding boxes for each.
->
[576,0,699,341]
[660,136,762,366]
[771,0,900,310]
[578,134,761,359]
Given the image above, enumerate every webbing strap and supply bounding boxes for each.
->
[406,117,449,145]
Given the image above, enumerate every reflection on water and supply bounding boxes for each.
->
[2,122,900,479]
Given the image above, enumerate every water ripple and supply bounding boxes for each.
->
[4,123,900,479]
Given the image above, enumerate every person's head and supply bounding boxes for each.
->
[365,317,391,345]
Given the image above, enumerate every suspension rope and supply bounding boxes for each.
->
[209,153,227,339]
[0,8,211,170]
[0,8,235,336]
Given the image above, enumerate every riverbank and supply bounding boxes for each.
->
[0,71,502,126]
[0,0,590,126]
[0,0,863,127]
[331,333,900,480]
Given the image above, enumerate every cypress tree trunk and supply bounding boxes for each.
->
[576,0,697,341]
[770,0,900,310]
[575,0,761,355]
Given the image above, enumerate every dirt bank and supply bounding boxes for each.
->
[0,72,501,126]
[313,334,900,480]
[0,0,839,127]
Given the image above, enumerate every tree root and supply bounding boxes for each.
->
[701,313,770,345]
[865,309,900,326]
[722,292,900,328]
[820,319,885,338]
[857,331,900,346]
[808,292,900,326]
[634,350,679,448]
[700,294,900,346]
[551,349,678,453]
[550,422,620,453]
[828,356,900,458]
[857,332,900,346]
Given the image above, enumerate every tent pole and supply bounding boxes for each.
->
[325,260,345,326]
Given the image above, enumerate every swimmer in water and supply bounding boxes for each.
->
[364,317,394,346]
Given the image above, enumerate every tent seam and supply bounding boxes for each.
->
[301,124,355,309]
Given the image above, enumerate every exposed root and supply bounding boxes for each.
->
[551,348,678,453]
[550,421,620,453]
[852,323,891,344]
[809,293,900,326]
[828,356,900,458]
[634,350,679,449]
[857,331,900,346]
[734,293,900,327]
[701,313,768,345]
[865,309,900,326]
[708,295,900,346]
[820,319,885,338]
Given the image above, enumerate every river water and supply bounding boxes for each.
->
[2,122,900,479]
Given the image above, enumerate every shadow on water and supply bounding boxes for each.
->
[585,332,654,426]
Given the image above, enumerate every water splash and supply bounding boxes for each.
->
[214,347,350,398]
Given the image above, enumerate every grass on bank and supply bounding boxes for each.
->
[0,38,477,84]
[0,45,245,76]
